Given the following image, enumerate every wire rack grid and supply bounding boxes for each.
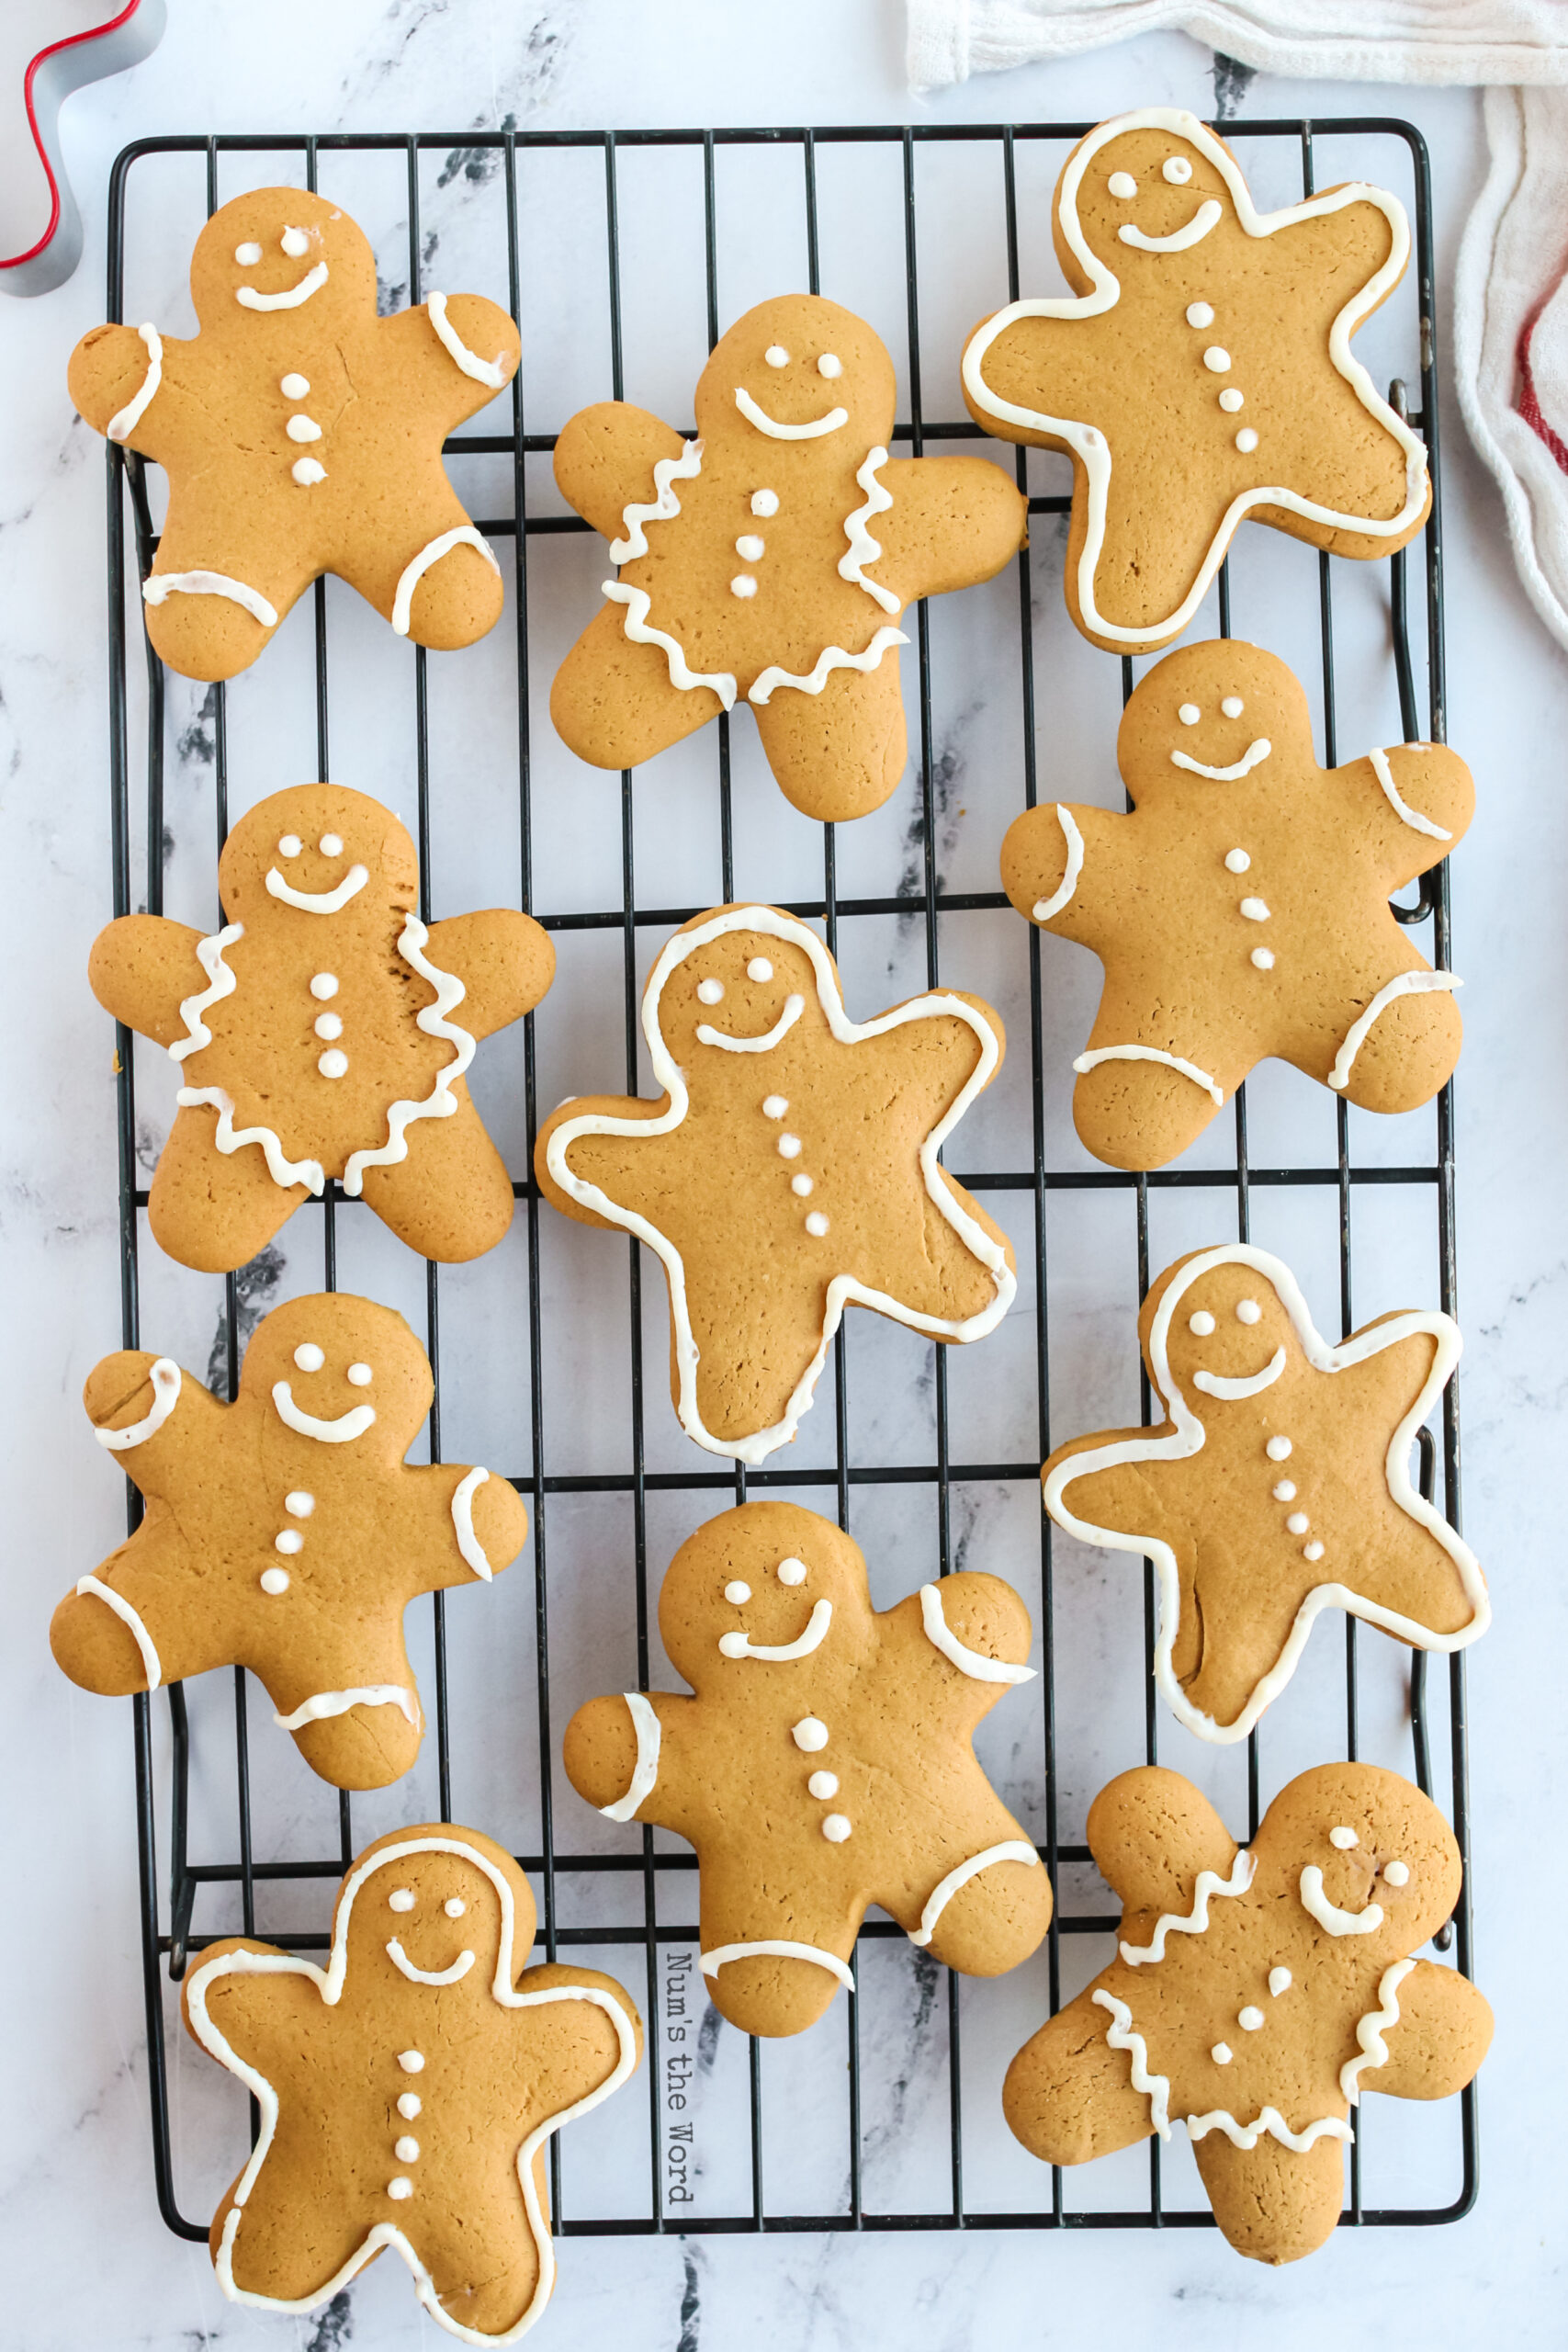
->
[96,116,1473,2252]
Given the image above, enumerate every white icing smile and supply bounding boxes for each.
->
[236,260,330,312]
[717,1596,832,1661]
[1119,199,1223,253]
[1192,1345,1286,1399]
[697,995,806,1053]
[265,862,369,913]
[385,1937,476,1986]
[1299,1864,1384,1938]
[270,1382,378,1443]
[734,385,849,440]
[1169,738,1272,781]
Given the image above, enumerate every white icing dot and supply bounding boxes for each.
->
[395,2137,420,2162]
[725,1581,751,1604]
[291,458,327,487]
[1269,1966,1292,1996]
[778,1134,802,1159]
[275,1529,304,1555]
[1212,2042,1233,2064]
[808,1771,840,1799]
[346,1363,373,1387]
[314,1012,344,1041]
[764,345,789,368]
[1235,428,1259,454]
[1189,1311,1215,1336]
[259,1567,290,1595]
[1286,1512,1310,1535]
[1218,388,1245,413]
[280,372,310,399]
[1224,848,1250,873]
[1235,1299,1261,1325]
[285,1490,314,1517]
[1164,156,1193,184]
[1108,171,1137,198]
[1251,940,1275,967]
[792,1716,829,1752]
[318,1048,349,1080]
[730,574,758,598]
[234,242,263,266]
[388,2177,412,2200]
[310,972,339,1001]
[736,536,765,561]
[1266,1435,1292,1461]
[398,2091,422,2120]
[1303,1541,1325,1562]
[286,414,322,443]
[762,1094,788,1118]
[791,1174,814,1196]
[278,833,302,857]
[398,2050,424,2073]
[1221,696,1244,718]
[696,978,725,1005]
[818,353,842,378]
[445,1897,466,1917]
[1239,897,1270,922]
[718,1632,749,1658]
[1271,1481,1296,1502]
[1203,347,1231,373]
[1185,301,1214,329]
[281,227,310,258]
[805,1212,829,1238]
[1179,703,1201,725]
[294,1344,324,1373]
[747,957,773,982]
[319,832,343,856]
[1329,1826,1359,1849]
[389,1889,416,1913]
[1238,2006,1265,2032]
[750,489,779,516]
[821,1814,852,1842]
[777,1558,807,1586]
[1383,1861,1409,1887]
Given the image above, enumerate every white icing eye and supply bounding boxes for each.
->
[389,1889,415,1912]
[725,1580,751,1603]
[808,1771,839,1799]
[444,1897,467,1917]
[696,978,725,1005]
[1186,301,1214,328]
[314,1012,343,1041]
[1235,428,1259,454]
[1224,848,1250,873]
[777,1557,807,1586]
[747,957,773,981]
[346,1363,373,1386]
[750,488,779,516]
[764,345,789,368]
[294,1343,324,1372]
[285,1490,314,1516]
[1272,1481,1296,1502]
[281,226,310,258]
[1266,1435,1292,1461]
[762,1094,787,1118]
[278,833,302,857]
[1108,171,1137,199]
[1163,156,1193,185]
[280,372,310,399]
[792,1717,829,1751]
[1329,1826,1359,1849]
[234,242,263,266]
[1235,1298,1261,1325]
[1203,346,1231,373]
[319,832,343,855]
[790,1173,813,1196]
[736,536,765,562]
[259,1566,290,1594]
[1218,388,1244,413]
[310,972,338,1000]
[1178,704,1200,725]
[1382,1860,1409,1886]
[818,353,842,378]
[1221,696,1244,718]
[318,1049,349,1080]
[1188,1311,1215,1336]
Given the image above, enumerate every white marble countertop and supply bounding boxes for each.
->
[3,4,1563,2346]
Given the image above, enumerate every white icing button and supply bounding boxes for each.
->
[1239,898,1270,922]
[718,1632,749,1658]
[762,1094,788,1118]
[318,1048,349,1080]
[1108,171,1137,198]
[287,415,322,443]
[314,1012,343,1040]
[696,978,725,1005]
[790,1174,814,1196]
[278,833,302,857]
[778,1558,807,1585]
[1271,1481,1296,1502]
[285,1491,314,1518]
[398,2091,422,2119]
[1251,947,1275,971]
[398,2051,424,2073]
[310,973,338,1001]
[292,458,327,487]
[1203,347,1231,373]
[275,1528,304,1555]
[280,372,310,399]
[808,1771,840,1799]
[346,1363,373,1386]
[778,1134,802,1159]
[750,489,779,516]
[294,1344,324,1372]
[1238,2006,1265,2032]
[1221,696,1245,718]
[1178,703,1201,725]
[1383,1861,1409,1887]
[747,957,773,981]
[730,574,758,598]
[395,2136,420,2162]
[805,1212,829,1238]
[1189,1311,1215,1336]
[1329,1826,1359,1849]
[736,535,766,560]
[1269,1966,1292,1996]
[320,833,343,855]
[281,227,310,258]
[1185,301,1214,328]
[387,2177,413,2200]
[1235,427,1259,454]
[1164,156,1192,185]
[1285,1512,1310,1535]
[764,345,789,367]
[792,1716,829,1752]
[724,1581,751,1604]
[1235,1299,1261,1324]
[818,353,842,378]
[821,1814,852,1843]
[1212,2042,1233,2064]
[1303,1541,1325,1562]
[1219,388,1244,413]
[259,1567,290,1595]
[234,242,263,266]
[1266,1435,1292,1461]
[1224,848,1250,873]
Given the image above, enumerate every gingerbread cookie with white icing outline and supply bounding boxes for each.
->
[1004,1763,1491,2265]
[183,1823,641,2341]
[564,1501,1052,2038]
[88,781,553,1272]
[550,293,1026,820]
[51,1294,528,1790]
[962,107,1430,653]
[1042,1243,1489,1743]
[68,187,519,680]
[535,904,1016,1464]
[1000,640,1471,1170]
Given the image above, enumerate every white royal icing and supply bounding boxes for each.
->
[601,582,738,708]
[609,440,705,563]
[94,1356,182,1450]
[270,1383,377,1443]
[186,1833,637,2346]
[718,1597,832,1662]
[1340,1958,1416,2104]
[107,323,164,444]
[449,1465,493,1579]
[1186,2105,1351,2153]
[907,1840,1040,1949]
[598,1691,662,1822]
[1032,807,1085,923]
[386,1939,476,1987]
[838,447,900,616]
[391,526,502,637]
[749,626,908,707]
[426,291,509,390]
[1120,1849,1256,1965]
[1191,1346,1286,1400]
[1370,745,1454,842]
[546,907,1015,1464]
[1325,969,1462,1092]
[1093,1988,1171,2138]
[1119,199,1223,253]
[143,571,278,628]
[1042,1239,1488,1743]
[1170,738,1271,781]
[272,1685,417,1731]
[1071,1044,1224,1107]
[342,915,479,1197]
[701,1939,855,1992]
[236,260,329,311]
[697,995,806,1054]
[919,1583,1035,1683]
[175,1085,326,1195]
[962,107,1429,646]
[734,386,848,439]
[74,1576,163,1688]
[1300,1864,1384,1938]
[265,863,369,914]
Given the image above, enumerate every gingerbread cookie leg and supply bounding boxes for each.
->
[906,1834,1053,1979]
[337,493,506,653]
[1190,2131,1346,2267]
[750,657,908,823]
[353,1090,514,1262]
[1322,976,1463,1115]
[550,601,725,772]
[149,1103,308,1274]
[698,1871,863,2039]
[287,1698,424,1793]
[141,508,288,685]
[1070,1046,1230,1172]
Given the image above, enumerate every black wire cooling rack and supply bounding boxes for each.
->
[98,118,1474,2249]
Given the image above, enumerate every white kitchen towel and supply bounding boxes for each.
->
[908,1,1568,90]
[1455,86,1568,653]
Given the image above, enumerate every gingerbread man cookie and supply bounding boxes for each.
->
[1042,1244,1489,1743]
[89,782,553,1272]
[962,109,1429,652]
[184,1824,641,2341]
[536,906,1015,1463]
[564,1502,1051,2038]
[51,1294,528,1789]
[550,294,1026,820]
[1001,640,1470,1170]
[1004,1763,1491,2265]
[68,187,519,680]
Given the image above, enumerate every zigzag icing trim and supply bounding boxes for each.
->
[342,914,477,1195]
[609,441,704,562]
[1120,1849,1255,1965]
[838,446,900,614]
[177,1085,327,1195]
[749,625,908,706]
[1092,1987,1171,2139]
[602,581,738,708]
[1340,1958,1416,2103]
[1186,2105,1352,2153]
[169,923,243,1062]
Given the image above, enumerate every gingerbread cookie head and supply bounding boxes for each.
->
[217,783,418,926]
[1060,117,1234,278]
[1116,639,1310,811]
[336,1828,524,2004]
[241,1291,433,1470]
[693,294,897,451]
[657,1503,877,1692]
[189,191,378,332]
[641,910,828,1071]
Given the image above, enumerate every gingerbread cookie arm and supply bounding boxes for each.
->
[894,1574,1036,1731]
[1355,1959,1492,2104]
[562,1690,698,1838]
[88,914,210,1048]
[961,306,1103,454]
[1355,744,1475,885]
[83,1348,225,1492]
[68,322,183,459]
[999,801,1130,952]
[509,1961,645,2114]
[867,457,1027,603]
[535,1095,674,1231]
[409,1462,529,1593]
[1003,1981,1157,2166]
[398,294,520,425]
[553,402,688,544]
[423,910,555,1042]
